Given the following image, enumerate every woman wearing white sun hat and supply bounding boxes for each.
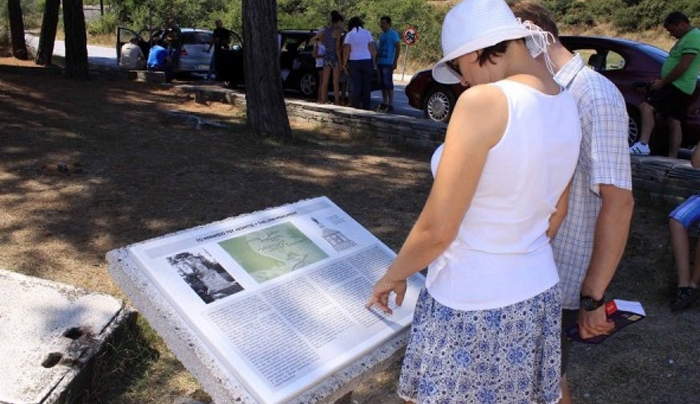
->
[366,0,583,402]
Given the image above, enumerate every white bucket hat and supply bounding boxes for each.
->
[432,0,546,84]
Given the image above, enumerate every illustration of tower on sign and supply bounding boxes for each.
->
[311,217,357,252]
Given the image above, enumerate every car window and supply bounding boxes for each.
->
[573,48,604,72]
[229,31,243,50]
[605,51,625,70]
[299,38,313,52]
[182,32,212,45]
[281,38,300,53]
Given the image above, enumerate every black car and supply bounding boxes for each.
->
[404,35,700,150]
[217,29,381,99]
[217,29,322,98]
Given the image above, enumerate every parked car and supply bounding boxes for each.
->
[216,29,381,98]
[405,36,700,152]
[117,27,214,74]
[217,29,321,97]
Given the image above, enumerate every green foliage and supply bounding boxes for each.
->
[87,13,118,36]
[110,0,231,30]
[43,0,700,68]
[583,0,626,24]
[4,0,44,29]
[540,0,576,18]
[561,2,594,27]
[612,0,670,31]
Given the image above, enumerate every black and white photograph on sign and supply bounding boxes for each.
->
[218,222,328,283]
[167,251,244,303]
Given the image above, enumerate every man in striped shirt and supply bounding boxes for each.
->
[511,2,635,403]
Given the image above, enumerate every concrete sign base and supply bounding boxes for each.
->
[0,269,135,404]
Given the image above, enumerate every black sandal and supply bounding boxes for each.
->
[670,287,700,311]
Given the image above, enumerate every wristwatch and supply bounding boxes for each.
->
[580,295,606,311]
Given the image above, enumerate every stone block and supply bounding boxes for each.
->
[0,269,135,404]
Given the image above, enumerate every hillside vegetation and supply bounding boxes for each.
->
[3,0,700,70]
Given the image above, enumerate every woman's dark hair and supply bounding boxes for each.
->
[347,16,364,31]
[330,10,344,23]
[475,39,522,66]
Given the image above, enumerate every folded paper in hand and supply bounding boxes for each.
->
[566,299,645,344]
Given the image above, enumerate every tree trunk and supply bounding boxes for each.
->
[8,0,29,60]
[241,0,292,140]
[62,0,89,79]
[35,0,61,66]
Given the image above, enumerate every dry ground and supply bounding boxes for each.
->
[1,47,700,404]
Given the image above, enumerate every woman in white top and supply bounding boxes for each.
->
[366,0,582,402]
[342,16,376,110]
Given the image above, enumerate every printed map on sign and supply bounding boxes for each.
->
[219,222,328,282]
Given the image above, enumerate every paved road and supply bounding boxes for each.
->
[24,33,424,119]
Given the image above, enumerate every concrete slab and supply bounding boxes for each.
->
[0,269,135,404]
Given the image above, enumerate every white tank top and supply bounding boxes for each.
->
[426,79,581,311]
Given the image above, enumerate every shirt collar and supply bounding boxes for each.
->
[553,53,586,89]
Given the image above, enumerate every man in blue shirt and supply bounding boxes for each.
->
[376,16,401,112]
[147,39,169,72]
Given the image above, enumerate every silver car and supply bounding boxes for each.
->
[172,28,214,73]
[117,27,214,74]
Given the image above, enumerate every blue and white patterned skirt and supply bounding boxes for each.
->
[398,286,561,404]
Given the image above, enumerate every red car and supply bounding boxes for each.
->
[405,36,700,153]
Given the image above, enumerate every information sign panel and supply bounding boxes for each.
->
[124,197,425,404]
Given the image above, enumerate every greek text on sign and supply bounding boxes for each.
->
[403,26,418,46]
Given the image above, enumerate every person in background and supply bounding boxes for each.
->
[313,39,326,103]
[163,19,182,83]
[668,143,700,311]
[119,36,145,70]
[339,30,353,106]
[376,16,401,112]
[146,38,169,72]
[366,0,581,402]
[342,16,376,110]
[205,19,231,81]
[510,2,634,403]
[311,10,345,105]
[629,11,700,157]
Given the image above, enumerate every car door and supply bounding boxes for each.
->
[116,27,152,65]
[215,30,245,86]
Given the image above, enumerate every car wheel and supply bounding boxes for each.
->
[298,71,318,98]
[627,106,641,146]
[424,85,456,123]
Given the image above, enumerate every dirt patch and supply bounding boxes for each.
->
[1,48,699,404]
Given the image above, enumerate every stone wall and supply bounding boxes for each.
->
[179,85,700,210]
[631,155,700,211]
[180,85,447,150]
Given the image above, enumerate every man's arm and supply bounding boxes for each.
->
[577,184,634,338]
[651,53,696,90]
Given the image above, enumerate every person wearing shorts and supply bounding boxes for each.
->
[375,16,400,112]
[669,144,700,310]
[629,11,700,157]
